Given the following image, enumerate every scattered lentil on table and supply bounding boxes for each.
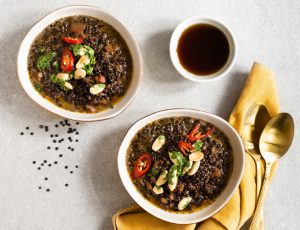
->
[19,119,81,192]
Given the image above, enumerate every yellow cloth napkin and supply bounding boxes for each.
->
[113,63,280,230]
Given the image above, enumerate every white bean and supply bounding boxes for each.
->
[64,82,73,90]
[76,55,90,69]
[74,69,86,79]
[56,73,70,81]
[90,84,106,95]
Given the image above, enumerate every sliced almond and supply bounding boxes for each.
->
[168,176,178,192]
[189,151,204,161]
[168,165,178,191]
[152,135,166,151]
[178,197,192,211]
[168,151,184,166]
[153,185,164,195]
[187,161,200,176]
[156,170,168,186]
[182,160,193,175]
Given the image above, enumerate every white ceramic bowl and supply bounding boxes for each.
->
[170,17,237,82]
[118,109,244,224]
[17,5,142,121]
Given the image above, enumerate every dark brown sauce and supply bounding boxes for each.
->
[177,24,230,76]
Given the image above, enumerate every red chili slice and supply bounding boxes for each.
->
[187,124,201,142]
[62,36,83,44]
[187,124,214,142]
[132,153,152,179]
[60,49,75,72]
[178,141,194,156]
[204,127,214,137]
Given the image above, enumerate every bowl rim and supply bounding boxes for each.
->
[169,16,237,83]
[17,5,142,121]
[118,108,245,224]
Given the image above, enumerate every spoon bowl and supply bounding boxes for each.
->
[243,103,270,155]
[259,113,294,163]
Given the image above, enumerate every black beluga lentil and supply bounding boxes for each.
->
[28,15,133,113]
[19,119,81,192]
[127,117,233,212]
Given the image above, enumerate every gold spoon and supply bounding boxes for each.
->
[249,113,294,230]
[242,103,270,198]
[242,103,270,229]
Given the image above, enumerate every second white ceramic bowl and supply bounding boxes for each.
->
[170,17,237,82]
[118,109,244,224]
[17,5,142,121]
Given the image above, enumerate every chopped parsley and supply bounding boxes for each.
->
[34,83,42,92]
[192,140,204,151]
[36,52,56,71]
[52,61,59,69]
[148,167,159,178]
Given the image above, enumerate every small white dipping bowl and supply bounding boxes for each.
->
[118,109,244,224]
[17,5,142,121]
[170,17,237,82]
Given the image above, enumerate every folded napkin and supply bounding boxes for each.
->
[113,63,280,230]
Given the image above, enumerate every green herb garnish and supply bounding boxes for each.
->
[52,61,59,69]
[169,151,185,165]
[193,140,204,151]
[70,44,94,57]
[148,167,159,178]
[168,165,178,185]
[177,157,187,176]
[34,83,42,92]
[38,47,46,53]
[70,44,96,75]
[168,151,188,176]
[50,74,69,91]
[36,52,57,71]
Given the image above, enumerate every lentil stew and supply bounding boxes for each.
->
[127,117,233,212]
[28,15,132,113]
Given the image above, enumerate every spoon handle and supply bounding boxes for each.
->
[255,160,264,230]
[255,160,262,198]
[250,163,272,230]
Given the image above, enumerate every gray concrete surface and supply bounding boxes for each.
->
[0,0,299,229]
